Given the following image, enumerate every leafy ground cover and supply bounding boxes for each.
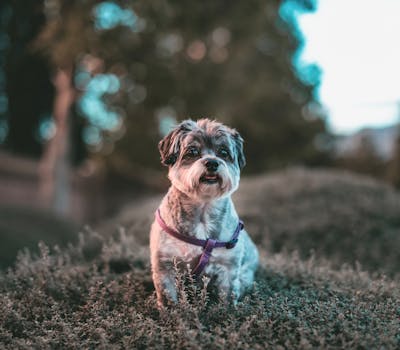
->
[1,230,399,349]
[1,168,400,348]
[108,167,400,277]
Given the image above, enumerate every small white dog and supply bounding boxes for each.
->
[150,119,258,307]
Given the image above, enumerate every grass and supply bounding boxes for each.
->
[235,168,400,277]
[0,230,399,349]
[1,168,400,348]
[108,167,400,277]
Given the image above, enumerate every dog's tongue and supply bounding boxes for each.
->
[204,174,218,180]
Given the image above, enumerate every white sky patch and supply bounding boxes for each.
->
[297,0,400,134]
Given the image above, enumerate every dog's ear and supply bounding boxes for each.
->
[158,120,196,166]
[232,130,246,169]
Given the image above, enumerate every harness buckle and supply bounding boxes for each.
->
[226,238,238,249]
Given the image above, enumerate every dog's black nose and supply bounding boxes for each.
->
[205,159,219,172]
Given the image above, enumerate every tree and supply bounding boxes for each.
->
[9,0,329,178]
[1,0,54,157]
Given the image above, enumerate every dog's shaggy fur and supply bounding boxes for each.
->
[150,119,259,307]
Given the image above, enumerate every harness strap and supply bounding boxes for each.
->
[155,209,244,278]
[192,238,217,277]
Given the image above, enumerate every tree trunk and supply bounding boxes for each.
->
[39,67,75,216]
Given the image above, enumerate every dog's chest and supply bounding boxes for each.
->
[161,221,237,268]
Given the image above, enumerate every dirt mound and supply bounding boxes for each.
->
[235,168,400,276]
[0,205,79,269]
[105,167,400,276]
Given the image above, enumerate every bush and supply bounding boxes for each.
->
[1,228,399,349]
[2,168,400,348]
[104,167,400,277]
[234,168,400,277]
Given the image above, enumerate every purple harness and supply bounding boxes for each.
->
[155,209,244,278]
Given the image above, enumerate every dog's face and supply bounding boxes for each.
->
[158,119,245,201]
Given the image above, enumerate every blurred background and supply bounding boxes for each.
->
[0,0,399,268]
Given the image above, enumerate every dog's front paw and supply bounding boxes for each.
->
[153,274,178,309]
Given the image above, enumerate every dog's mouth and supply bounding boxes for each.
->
[200,173,221,185]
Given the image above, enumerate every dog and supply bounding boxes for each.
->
[150,118,258,307]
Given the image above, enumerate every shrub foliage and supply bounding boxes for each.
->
[235,168,400,277]
[104,168,400,277]
[1,227,399,349]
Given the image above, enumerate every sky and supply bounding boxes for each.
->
[297,0,400,135]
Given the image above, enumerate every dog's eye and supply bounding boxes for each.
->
[217,148,230,160]
[184,147,200,158]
